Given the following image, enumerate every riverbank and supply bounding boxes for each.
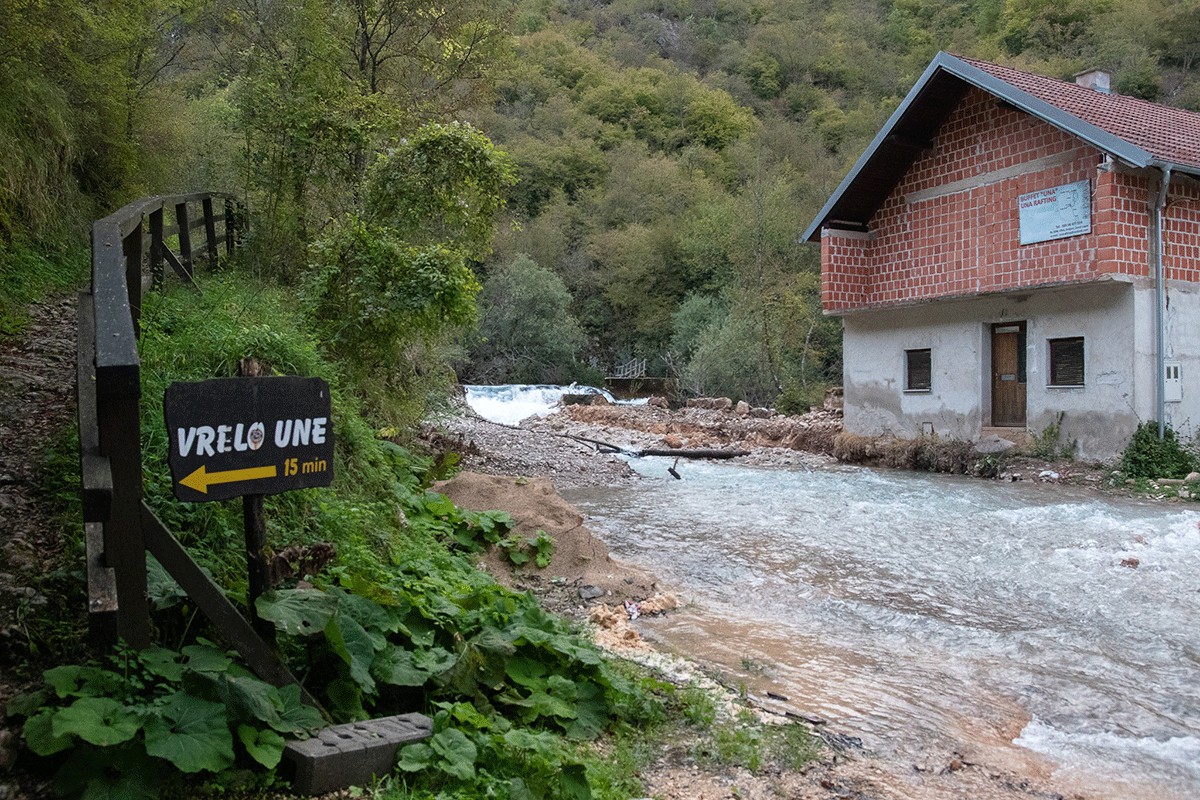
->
[424,400,1129,800]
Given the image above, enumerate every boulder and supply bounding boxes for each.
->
[734,400,750,417]
[974,435,1016,455]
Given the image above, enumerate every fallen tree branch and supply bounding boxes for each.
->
[565,434,747,459]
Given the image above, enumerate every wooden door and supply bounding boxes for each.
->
[991,323,1027,427]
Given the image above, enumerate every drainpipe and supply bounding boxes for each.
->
[1154,166,1172,439]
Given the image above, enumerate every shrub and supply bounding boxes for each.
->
[468,255,588,384]
[1119,422,1198,479]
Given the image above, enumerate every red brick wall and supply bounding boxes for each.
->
[1167,178,1200,284]
[820,88,1200,312]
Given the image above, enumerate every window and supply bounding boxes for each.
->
[905,348,932,391]
[1048,337,1084,386]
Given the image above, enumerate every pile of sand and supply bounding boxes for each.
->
[434,472,658,603]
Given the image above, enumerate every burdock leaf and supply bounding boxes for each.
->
[51,697,141,746]
[142,693,233,773]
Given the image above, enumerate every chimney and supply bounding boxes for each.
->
[1074,68,1111,94]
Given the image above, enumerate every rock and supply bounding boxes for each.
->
[686,396,733,411]
[647,395,669,408]
[1186,472,1200,483]
[589,394,610,406]
[749,406,773,418]
[1119,557,1140,569]
[579,585,605,600]
[663,434,684,448]
[1038,470,1060,481]
[975,435,1015,454]
[734,400,750,417]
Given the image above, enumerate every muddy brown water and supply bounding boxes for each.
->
[563,459,1200,800]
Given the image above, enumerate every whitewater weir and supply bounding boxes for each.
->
[463,386,1200,799]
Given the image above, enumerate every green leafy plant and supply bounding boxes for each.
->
[1028,413,1076,460]
[9,643,323,798]
[1119,421,1198,479]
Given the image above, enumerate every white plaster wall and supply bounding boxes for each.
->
[1161,281,1200,440]
[842,281,1139,460]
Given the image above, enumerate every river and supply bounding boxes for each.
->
[465,387,1200,799]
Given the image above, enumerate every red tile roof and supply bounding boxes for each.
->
[960,56,1200,172]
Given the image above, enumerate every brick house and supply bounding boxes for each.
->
[804,52,1200,459]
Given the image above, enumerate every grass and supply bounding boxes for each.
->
[0,238,88,338]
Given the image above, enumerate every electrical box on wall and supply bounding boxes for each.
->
[1165,361,1183,403]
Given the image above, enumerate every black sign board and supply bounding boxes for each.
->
[164,377,334,502]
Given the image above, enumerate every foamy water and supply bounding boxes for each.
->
[564,459,1200,798]
[463,384,644,426]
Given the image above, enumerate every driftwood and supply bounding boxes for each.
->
[565,434,748,459]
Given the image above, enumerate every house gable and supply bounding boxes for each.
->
[823,88,1113,311]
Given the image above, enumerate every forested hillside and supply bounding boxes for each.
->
[3,0,1199,409]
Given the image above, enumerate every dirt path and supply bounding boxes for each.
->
[0,296,78,654]
[0,296,79,794]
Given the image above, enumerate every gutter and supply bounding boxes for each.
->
[1153,165,1172,439]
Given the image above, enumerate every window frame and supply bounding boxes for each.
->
[904,347,932,393]
[1046,336,1085,388]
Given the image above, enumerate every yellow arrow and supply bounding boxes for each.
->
[179,463,278,494]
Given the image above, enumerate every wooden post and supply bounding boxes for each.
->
[238,357,274,643]
[203,197,218,269]
[92,222,151,648]
[223,199,235,255]
[149,208,164,290]
[122,223,143,337]
[175,201,193,281]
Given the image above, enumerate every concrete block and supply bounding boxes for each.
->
[283,713,433,795]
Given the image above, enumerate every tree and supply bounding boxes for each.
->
[468,254,588,384]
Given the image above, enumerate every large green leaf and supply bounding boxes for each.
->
[52,697,142,746]
[237,724,286,769]
[8,688,48,717]
[180,643,233,674]
[255,588,336,637]
[273,684,324,735]
[138,648,184,682]
[44,666,126,699]
[54,746,159,800]
[559,763,593,800]
[142,693,234,773]
[24,711,72,755]
[325,611,378,693]
[335,589,403,634]
[371,646,428,687]
[504,657,549,690]
[396,741,435,773]
[411,646,457,675]
[217,674,283,729]
[429,728,477,781]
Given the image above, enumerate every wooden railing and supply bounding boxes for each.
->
[77,193,318,704]
[608,357,647,380]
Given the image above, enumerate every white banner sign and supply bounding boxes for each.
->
[1018,180,1091,245]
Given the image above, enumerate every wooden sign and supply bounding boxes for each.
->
[164,377,334,502]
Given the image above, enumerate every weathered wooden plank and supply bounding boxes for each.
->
[141,502,327,715]
[123,225,143,336]
[175,201,192,278]
[160,246,198,287]
[91,223,139,379]
[203,197,218,268]
[224,200,234,254]
[95,358,150,648]
[85,522,119,646]
[149,209,164,290]
[77,293,112,524]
